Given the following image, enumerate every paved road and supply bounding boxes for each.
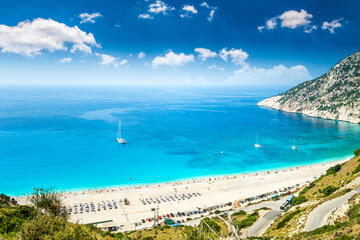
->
[240,199,284,238]
[183,199,285,238]
[303,185,360,232]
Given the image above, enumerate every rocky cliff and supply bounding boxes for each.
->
[258,50,360,123]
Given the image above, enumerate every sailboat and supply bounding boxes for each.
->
[291,139,298,150]
[254,133,263,148]
[116,120,126,144]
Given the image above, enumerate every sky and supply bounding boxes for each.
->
[0,0,359,87]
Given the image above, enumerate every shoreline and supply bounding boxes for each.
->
[15,156,351,232]
[15,155,352,198]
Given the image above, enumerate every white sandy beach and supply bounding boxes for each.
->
[16,158,349,232]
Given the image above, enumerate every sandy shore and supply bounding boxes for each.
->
[16,158,349,232]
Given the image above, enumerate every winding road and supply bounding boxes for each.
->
[303,185,360,232]
[240,200,283,238]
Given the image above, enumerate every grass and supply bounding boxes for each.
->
[276,209,301,229]
[300,155,360,201]
[234,211,259,230]
[292,195,308,206]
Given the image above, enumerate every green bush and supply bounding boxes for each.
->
[235,212,259,230]
[142,237,154,240]
[322,185,338,197]
[0,206,37,234]
[347,203,360,220]
[309,221,347,235]
[292,195,308,206]
[28,188,66,217]
[20,214,98,240]
[231,210,246,217]
[326,164,342,175]
[352,164,360,175]
[300,182,315,195]
[354,148,360,156]
[276,210,301,229]
[200,218,221,233]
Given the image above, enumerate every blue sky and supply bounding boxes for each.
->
[0,0,358,86]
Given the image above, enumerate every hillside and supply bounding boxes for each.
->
[258,50,360,123]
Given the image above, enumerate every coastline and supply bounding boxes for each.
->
[15,156,352,231]
[15,154,352,198]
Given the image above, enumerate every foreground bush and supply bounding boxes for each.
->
[28,188,66,218]
[20,214,98,240]
[0,205,37,235]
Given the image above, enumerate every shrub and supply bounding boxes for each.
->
[326,164,342,175]
[347,203,360,220]
[322,185,338,197]
[0,205,37,234]
[20,214,97,240]
[200,218,221,233]
[235,212,259,229]
[231,210,246,217]
[300,182,315,195]
[352,164,360,175]
[354,148,360,156]
[292,195,308,206]
[28,188,66,217]
[276,210,301,229]
[309,221,347,235]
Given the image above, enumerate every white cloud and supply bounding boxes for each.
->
[266,18,277,30]
[207,8,217,22]
[114,23,122,28]
[258,9,315,33]
[138,14,154,19]
[138,52,146,59]
[219,48,249,65]
[199,2,217,22]
[95,53,127,67]
[304,25,317,33]
[279,9,312,29]
[59,57,72,63]
[152,51,194,68]
[322,18,343,33]
[79,12,102,24]
[228,64,312,86]
[0,18,99,56]
[208,64,224,71]
[200,2,209,8]
[148,0,174,14]
[183,5,198,14]
[194,48,217,61]
[257,26,265,32]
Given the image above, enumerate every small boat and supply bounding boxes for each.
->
[254,133,263,148]
[291,139,298,150]
[116,120,126,144]
[219,151,224,154]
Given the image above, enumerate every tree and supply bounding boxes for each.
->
[28,188,66,218]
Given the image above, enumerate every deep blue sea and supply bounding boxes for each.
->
[1,86,359,195]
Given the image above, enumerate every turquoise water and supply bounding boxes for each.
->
[1,86,359,196]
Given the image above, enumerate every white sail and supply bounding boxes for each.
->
[255,133,262,148]
[118,120,121,138]
[116,119,126,144]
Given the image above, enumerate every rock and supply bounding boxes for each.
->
[258,50,360,123]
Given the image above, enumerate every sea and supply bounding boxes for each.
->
[1,86,359,196]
